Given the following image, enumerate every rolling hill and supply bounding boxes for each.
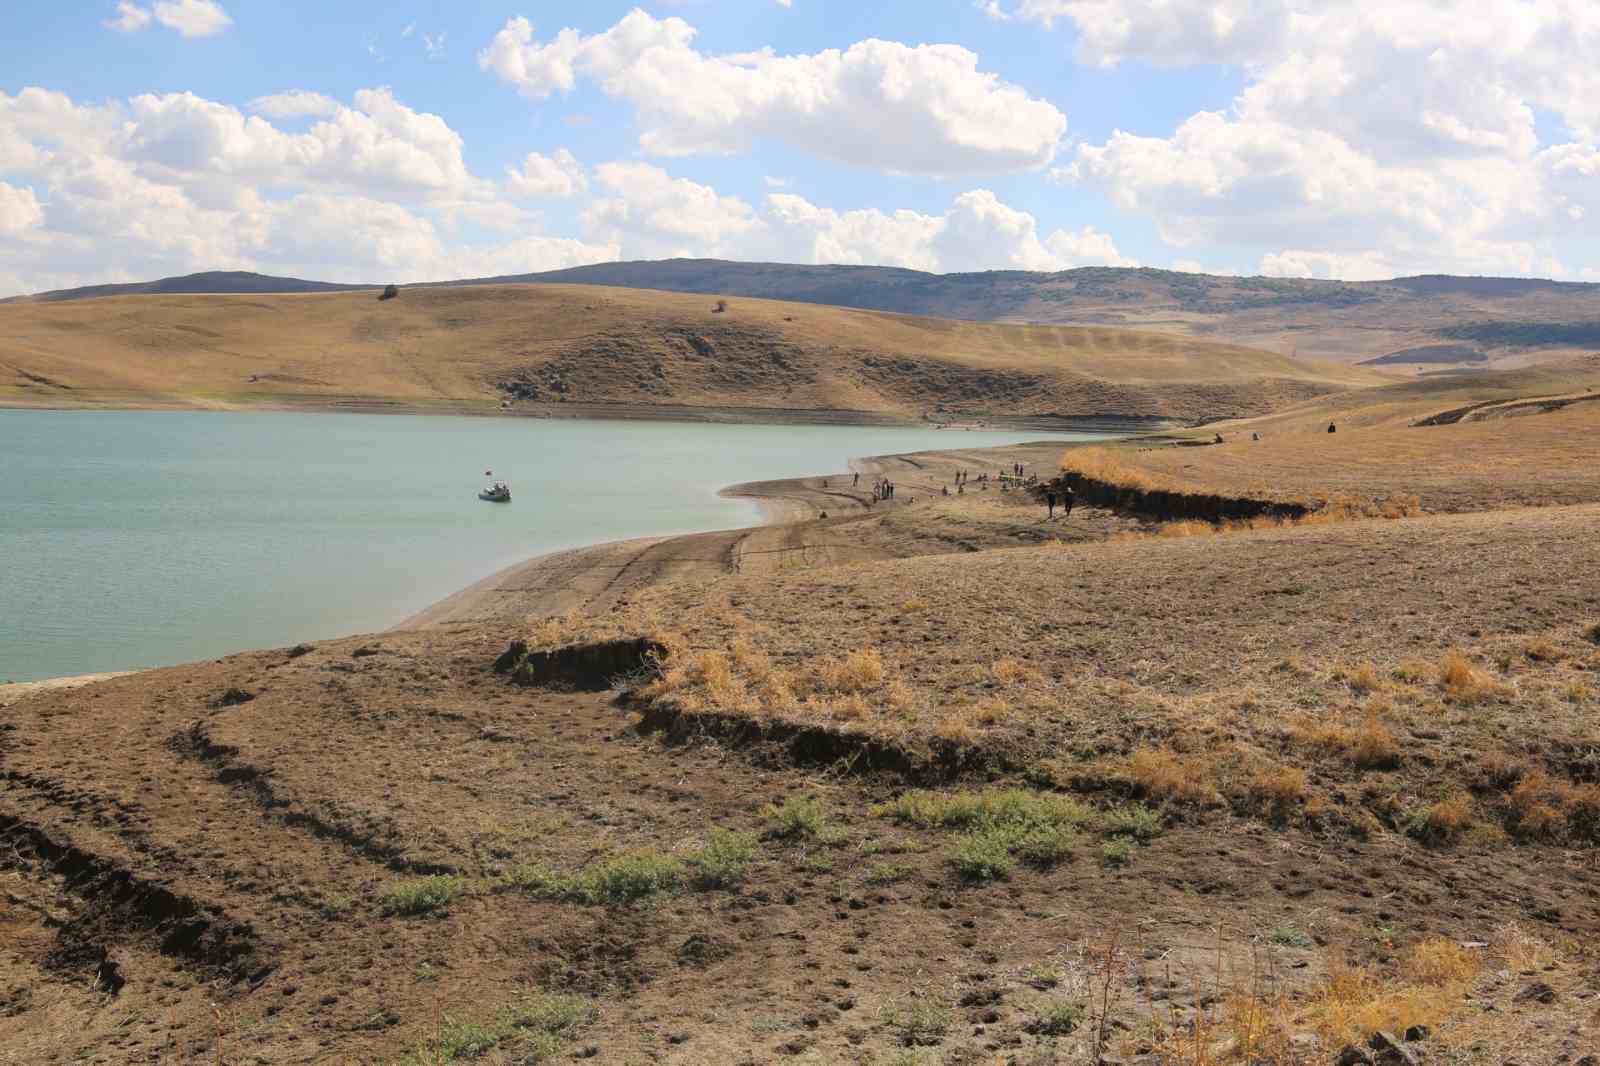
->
[9,261,1600,370]
[0,282,1383,425]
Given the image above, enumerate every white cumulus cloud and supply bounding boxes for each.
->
[478,10,1066,176]
[248,91,341,120]
[0,181,44,237]
[104,2,152,32]
[152,0,232,37]
[0,86,617,296]
[505,149,587,200]
[1018,0,1600,277]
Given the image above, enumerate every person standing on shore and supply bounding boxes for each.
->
[1062,483,1075,518]
[853,472,860,487]
[1047,490,1056,518]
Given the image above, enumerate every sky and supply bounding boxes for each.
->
[3,1,1600,297]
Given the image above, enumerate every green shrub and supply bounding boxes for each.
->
[396,992,593,1065]
[1101,804,1163,841]
[568,850,684,903]
[1101,839,1133,866]
[688,829,758,889]
[864,861,915,885]
[1032,1000,1081,1035]
[1009,823,1078,867]
[763,794,832,839]
[875,788,1093,831]
[888,999,951,1047]
[380,874,466,916]
[949,827,1017,881]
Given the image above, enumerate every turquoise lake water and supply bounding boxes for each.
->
[0,410,1109,682]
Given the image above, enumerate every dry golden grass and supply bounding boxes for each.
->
[1417,792,1474,839]
[1246,764,1308,814]
[1129,748,1222,806]
[1438,649,1505,703]
[990,657,1032,685]
[1061,401,1600,515]
[1289,710,1400,770]
[0,283,1370,419]
[1507,769,1600,841]
[1155,934,1482,1063]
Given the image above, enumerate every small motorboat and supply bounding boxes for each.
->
[479,481,511,502]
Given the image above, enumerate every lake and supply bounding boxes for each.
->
[0,410,1113,682]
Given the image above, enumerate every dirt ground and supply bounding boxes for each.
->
[4,409,1600,1064]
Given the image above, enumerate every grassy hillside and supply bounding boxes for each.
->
[1057,355,1600,512]
[0,282,1382,424]
[17,261,1600,371]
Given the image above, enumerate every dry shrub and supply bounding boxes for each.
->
[972,695,1011,725]
[991,657,1032,684]
[1058,446,1179,492]
[1402,937,1481,985]
[817,647,884,693]
[828,693,872,721]
[1129,748,1220,805]
[1247,765,1308,815]
[1496,922,1555,972]
[1291,711,1399,770]
[729,636,772,680]
[899,597,929,613]
[1507,769,1600,841]
[1162,936,1478,1063]
[1392,658,1431,683]
[934,714,977,745]
[1311,945,1471,1049]
[1438,649,1503,703]
[1417,792,1474,839]
[1476,752,1526,789]
[1332,660,1382,695]
[1522,638,1564,663]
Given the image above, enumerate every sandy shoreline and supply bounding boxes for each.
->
[396,438,1085,630]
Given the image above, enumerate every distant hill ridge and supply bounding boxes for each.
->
[9,260,1600,367]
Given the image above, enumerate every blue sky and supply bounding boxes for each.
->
[1,1,1597,296]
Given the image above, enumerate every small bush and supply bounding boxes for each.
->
[949,827,1016,881]
[1247,765,1308,815]
[1101,838,1133,865]
[688,829,758,889]
[762,794,831,839]
[818,647,884,693]
[1269,926,1314,948]
[397,991,592,1066]
[1439,648,1502,703]
[1585,621,1600,645]
[1031,1001,1081,1035]
[874,789,1093,831]
[991,657,1031,684]
[1129,748,1219,804]
[864,861,915,885]
[888,999,951,1047]
[1523,638,1564,662]
[1026,963,1063,989]
[583,850,685,903]
[1402,937,1481,985]
[1409,792,1473,841]
[1102,804,1163,841]
[378,283,399,301]
[380,874,467,916]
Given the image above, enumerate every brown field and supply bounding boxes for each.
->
[4,353,1600,1064]
[1059,356,1600,513]
[0,283,1382,424]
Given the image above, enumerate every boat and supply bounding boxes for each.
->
[479,481,511,502]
